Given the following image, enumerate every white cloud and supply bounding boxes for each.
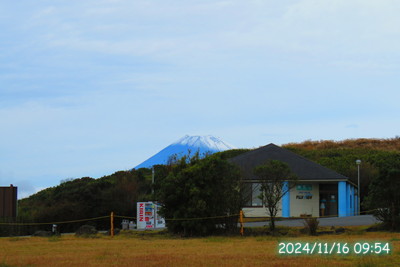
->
[1,0,400,192]
[5,0,398,73]
[282,0,400,52]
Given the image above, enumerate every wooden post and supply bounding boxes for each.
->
[110,212,114,237]
[240,210,244,236]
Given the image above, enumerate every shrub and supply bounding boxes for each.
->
[303,217,319,236]
[75,225,97,237]
[33,230,52,237]
[364,167,400,231]
[157,154,242,236]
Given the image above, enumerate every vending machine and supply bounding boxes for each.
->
[136,201,165,230]
[155,203,165,228]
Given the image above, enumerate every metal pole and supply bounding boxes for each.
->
[240,210,244,236]
[152,167,155,195]
[110,211,114,237]
[356,160,361,215]
[357,164,360,215]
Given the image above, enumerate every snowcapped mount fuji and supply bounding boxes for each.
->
[134,135,235,169]
[174,135,234,151]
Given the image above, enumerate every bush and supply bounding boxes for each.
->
[157,154,242,236]
[303,217,319,236]
[75,225,97,237]
[364,167,400,231]
[32,230,52,237]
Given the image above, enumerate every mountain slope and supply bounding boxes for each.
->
[135,135,235,169]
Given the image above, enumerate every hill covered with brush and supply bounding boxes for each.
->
[14,169,153,234]
[284,137,400,151]
[282,137,400,207]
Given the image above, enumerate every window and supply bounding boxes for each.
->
[243,183,263,207]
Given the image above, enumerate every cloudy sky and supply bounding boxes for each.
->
[1,0,399,198]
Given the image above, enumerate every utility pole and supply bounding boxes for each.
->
[356,159,361,215]
[152,166,155,195]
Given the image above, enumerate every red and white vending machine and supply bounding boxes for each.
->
[137,201,165,230]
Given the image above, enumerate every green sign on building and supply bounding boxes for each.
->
[296,184,312,191]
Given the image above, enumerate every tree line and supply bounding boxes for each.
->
[11,169,152,235]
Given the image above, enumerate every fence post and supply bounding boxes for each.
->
[240,210,244,236]
[110,212,114,237]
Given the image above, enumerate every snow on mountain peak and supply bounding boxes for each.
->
[173,135,236,151]
[134,135,236,169]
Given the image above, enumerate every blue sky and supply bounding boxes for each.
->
[1,0,399,198]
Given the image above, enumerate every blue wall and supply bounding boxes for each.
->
[338,181,357,217]
[347,183,351,216]
[349,184,353,216]
[282,181,290,218]
[338,181,347,217]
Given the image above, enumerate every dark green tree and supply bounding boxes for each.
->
[156,153,242,236]
[364,166,400,231]
[253,160,297,232]
[16,170,151,234]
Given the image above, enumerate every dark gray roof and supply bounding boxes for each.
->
[229,143,349,181]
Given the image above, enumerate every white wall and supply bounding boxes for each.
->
[242,182,321,217]
[290,182,319,217]
[242,201,282,217]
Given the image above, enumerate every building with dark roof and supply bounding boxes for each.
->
[0,185,18,218]
[230,144,357,218]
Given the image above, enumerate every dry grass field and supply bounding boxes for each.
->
[0,229,399,267]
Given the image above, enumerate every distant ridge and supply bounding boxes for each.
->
[134,135,235,169]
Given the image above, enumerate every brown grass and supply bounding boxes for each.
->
[283,137,400,151]
[0,231,399,267]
